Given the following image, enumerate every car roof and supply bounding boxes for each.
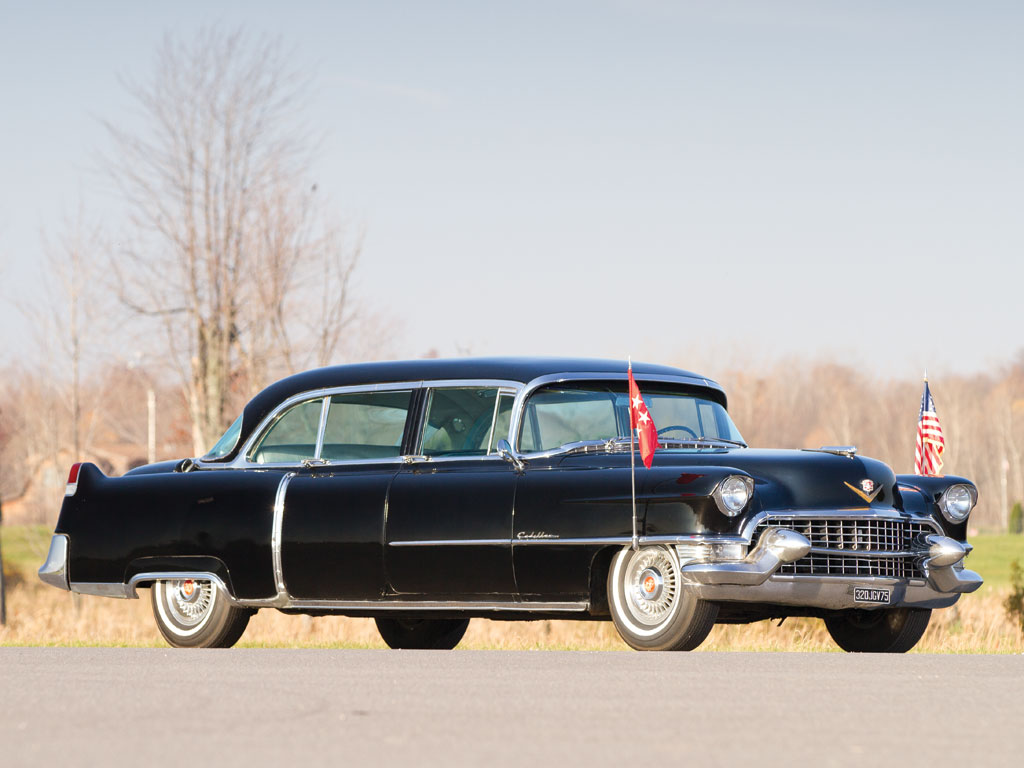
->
[250,356,716,407]
[223,357,724,462]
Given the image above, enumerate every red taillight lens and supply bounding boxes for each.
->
[65,463,82,496]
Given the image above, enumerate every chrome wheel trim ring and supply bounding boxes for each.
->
[155,580,217,637]
[624,548,679,626]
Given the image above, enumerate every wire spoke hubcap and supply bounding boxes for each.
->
[625,548,679,626]
[164,579,215,627]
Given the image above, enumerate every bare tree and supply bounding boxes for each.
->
[106,28,364,455]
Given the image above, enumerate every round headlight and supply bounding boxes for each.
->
[939,484,976,523]
[716,475,753,517]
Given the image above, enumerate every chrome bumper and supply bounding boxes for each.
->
[38,534,70,591]
[679,528,982,611]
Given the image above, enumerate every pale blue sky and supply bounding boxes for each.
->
[1,1,1021,376]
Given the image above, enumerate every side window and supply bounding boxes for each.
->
[321,390,412,460]
[421,388,501,457]
[250,398,325,464]
[519,388,618,452]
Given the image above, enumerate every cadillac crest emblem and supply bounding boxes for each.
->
[844,479,883,504]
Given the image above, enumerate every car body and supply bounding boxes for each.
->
[39,357,982,651]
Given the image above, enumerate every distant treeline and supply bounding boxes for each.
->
[715,355,1024,532]
[2,354,1022,530]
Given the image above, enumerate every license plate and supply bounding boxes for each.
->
[853,586,892,605]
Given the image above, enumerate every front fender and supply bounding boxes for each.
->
[895,474,976,538]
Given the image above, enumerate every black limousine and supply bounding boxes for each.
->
[39,358,982,652]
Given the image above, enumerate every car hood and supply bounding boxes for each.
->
[652,447,901,512]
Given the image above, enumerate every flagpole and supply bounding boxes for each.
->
[629,357,638,551]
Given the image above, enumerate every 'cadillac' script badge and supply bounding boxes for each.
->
[853,587,892,605]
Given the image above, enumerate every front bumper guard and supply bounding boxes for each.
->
[680,528,811,586]
[678,528,982,611]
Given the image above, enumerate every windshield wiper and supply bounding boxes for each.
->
[657,436,747,448]
[696,436,747,447]
[554,435,746,455]
[556,439,621,455]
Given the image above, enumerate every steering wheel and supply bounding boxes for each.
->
[657,425,698,439]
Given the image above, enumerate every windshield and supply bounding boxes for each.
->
[519,382,744,453]
[203,414,243,460]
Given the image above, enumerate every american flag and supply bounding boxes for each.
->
[915,378,945,475]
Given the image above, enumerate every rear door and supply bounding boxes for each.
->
[277,387,414,599]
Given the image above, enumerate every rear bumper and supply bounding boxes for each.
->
[38,534,70,591]
[679,528,982,611]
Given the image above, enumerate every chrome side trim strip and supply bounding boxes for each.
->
[389,538,508,547]
[70,582,132,598]
[38,534,70,591]
[388,534,748,548]
[272,472,297,604]
[69,579,588,613]
[234,598,589,612]
[124,571,232,600]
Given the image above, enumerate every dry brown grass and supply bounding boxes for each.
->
[2,577,1021,652]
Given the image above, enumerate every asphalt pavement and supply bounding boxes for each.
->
[1,648,1020,767]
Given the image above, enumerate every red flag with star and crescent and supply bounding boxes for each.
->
[628,365,658,468]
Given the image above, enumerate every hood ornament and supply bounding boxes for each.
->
[844,479,882,504]
[803,446,858,458]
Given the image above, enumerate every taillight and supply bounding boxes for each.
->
[65,463,82,497]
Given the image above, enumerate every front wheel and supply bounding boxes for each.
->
[607,546,718,651]
[375,617,470,649]
[151,579,253,648]
[824,608,931,653]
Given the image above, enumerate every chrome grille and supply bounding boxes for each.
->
[750,516,938,579]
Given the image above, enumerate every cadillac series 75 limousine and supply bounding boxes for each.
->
[39,357,982,652]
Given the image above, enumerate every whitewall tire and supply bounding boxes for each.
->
[607,546,718,651]
[151,579,253,648]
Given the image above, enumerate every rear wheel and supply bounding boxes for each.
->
[607,546,718,651]
[151,579,252,648]
[374,617,470,649]
[824,608,931,653]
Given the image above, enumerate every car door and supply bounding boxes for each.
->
[511,383,636,597]
[385,386,518,596]
[276,387,414,600]
[512,455,637,598]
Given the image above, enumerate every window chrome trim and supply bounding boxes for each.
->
[313,396,331,460]
[508,371,729,456]
[196,379,525,470]
[413,381,523,457]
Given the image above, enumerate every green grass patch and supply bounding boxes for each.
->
[1,524,52,577]
[965,534,1024,591]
